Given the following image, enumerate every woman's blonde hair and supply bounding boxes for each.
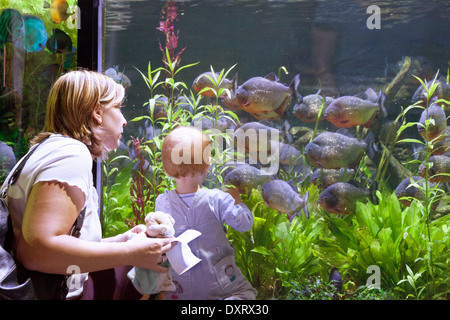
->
[161,126,211,178]
[31,69,125,157]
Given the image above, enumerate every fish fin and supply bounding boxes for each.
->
[264,72,279,82]
[231,72,238,92]
[274,96,292,118]
[377,89,388,118]
[282,119,291,132]
[290,74,302,104]
[353,91,365,99]
[258,119,272,126]
[302,190,309,218]
[281,120,294,144]
[364,132,376,160]
[335,128,354,138]
[289,190,309,222]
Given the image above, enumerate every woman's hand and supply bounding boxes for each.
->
[102,224,146,243]
[125,232,174,272]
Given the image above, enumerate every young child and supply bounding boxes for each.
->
[156,125,257,300]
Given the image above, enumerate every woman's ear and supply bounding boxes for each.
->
[92,103,103,125]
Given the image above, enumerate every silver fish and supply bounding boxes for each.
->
[304,131,375,169]
[323,91,385,128]
[310,168,355,189]
[261,179,309,220]
[412,74,450,103]
[192,71,237,98]
[418,103,446,141]
[233,121,281,154]
[418,155,450,183]
[223,164,275,195]
[318,182,370,214]
[395,176,431,207]
[293,93,334,123]
[234,72,301,120]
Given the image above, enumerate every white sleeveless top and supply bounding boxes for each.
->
[4,134,102,298]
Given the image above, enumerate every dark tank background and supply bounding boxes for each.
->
[104,0,450,138]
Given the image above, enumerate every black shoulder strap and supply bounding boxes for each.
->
[5,137,50,190]
[69,207,86,238]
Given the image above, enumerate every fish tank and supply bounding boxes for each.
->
[3,0,450,300]
[101,0,450,300]
[0,0,103,178]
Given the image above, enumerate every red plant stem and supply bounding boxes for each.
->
[157,1,186,66]
[129,137,151,226]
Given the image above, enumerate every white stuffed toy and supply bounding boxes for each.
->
[145,211,175,238]
[127,211,176,296]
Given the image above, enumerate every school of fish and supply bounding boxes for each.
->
[189,65,450,219]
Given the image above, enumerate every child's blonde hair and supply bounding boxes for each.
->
[31,69,125,157]
[162,126,211,178]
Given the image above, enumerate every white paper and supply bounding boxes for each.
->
[166,229,202,275]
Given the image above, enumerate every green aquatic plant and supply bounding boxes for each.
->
[281,274,396,300]
[320,189,449,299]
[404,75,450,299]
[396,264,426,300]
[102,155,134,237]
[226,180,448,300]
[310,96,326,142]
[160,47,199,103]
[277,65,288,81]
[227,189,324,299]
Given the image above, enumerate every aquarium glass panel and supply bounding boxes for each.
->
[0,0,79,180]
[102,1,450,294]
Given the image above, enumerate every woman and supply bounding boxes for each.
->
[5,70,173,299]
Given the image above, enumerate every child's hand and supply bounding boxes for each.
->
[225,185,243,204]
[145,211,175,238]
